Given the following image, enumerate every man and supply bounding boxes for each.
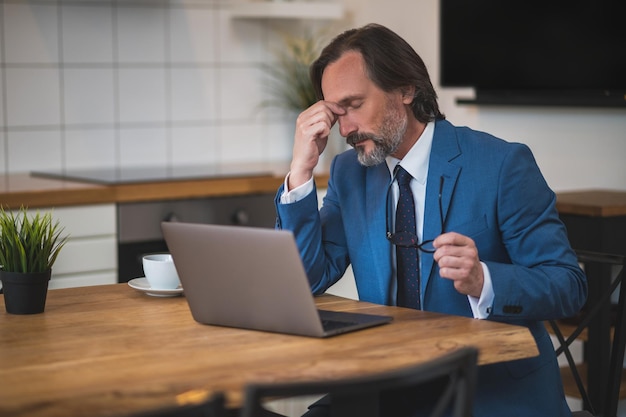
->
[274,23,587,416]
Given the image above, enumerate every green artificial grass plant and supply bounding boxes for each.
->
[260,32,322,112]
[0,206,68,273]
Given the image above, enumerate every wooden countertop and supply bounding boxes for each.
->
[556,189,626,217]
[0,165,330,209]
[0,174,115,208]
[4,168,622,216]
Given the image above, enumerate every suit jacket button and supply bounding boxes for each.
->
[503,305,523,314]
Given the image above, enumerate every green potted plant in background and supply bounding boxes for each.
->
[0,206,68,314]
[260,31,321,112]
[260,29,346,161]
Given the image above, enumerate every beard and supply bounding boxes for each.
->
[346,103,408,167]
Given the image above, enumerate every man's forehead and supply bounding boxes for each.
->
[321,51,369,102]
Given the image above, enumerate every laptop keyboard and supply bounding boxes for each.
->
[321,319,358,332]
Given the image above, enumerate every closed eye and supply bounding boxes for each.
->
[337,97,364,111]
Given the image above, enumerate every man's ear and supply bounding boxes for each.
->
[400,86,416,104]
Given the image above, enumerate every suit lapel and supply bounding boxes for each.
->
[421,121,462,292]
[365,163,395,303]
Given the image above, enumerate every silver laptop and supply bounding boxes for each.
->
[161,222,392,337]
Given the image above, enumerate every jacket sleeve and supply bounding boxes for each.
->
[274,163,350,294]
[485,144,587,321]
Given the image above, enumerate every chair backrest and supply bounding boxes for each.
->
[239,346,479,417]
[129,392,227,417]
[548,249,626,417]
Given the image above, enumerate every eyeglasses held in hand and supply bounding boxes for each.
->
[385,175,444,254]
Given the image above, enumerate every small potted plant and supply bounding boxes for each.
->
[0,206,68,314]
[259,29,346,161]
[259,31,322,113]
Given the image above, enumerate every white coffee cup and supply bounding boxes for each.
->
[142,253,180,290]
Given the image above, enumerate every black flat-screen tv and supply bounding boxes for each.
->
[440,0,626,107]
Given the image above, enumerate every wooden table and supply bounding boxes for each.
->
[0,284,538,417]
[556,189,626,257]
[556,189,626,414]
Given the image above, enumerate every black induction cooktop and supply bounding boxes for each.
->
[31,163,279,185]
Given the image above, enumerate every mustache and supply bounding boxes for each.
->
[346,132,382,147]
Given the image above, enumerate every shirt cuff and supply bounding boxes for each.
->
[468,262,494,319]
[280,172,315,204]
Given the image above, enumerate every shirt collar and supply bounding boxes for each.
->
[386,121,435,184]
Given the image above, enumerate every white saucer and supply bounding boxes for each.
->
[128,277,183,297]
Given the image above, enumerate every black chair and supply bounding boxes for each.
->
[239,346,478,417]
[548,249,626,417]
[129,392,228,417]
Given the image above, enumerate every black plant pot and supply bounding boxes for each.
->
[0,270,51,314]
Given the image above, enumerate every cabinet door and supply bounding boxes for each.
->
[22,204,118,289]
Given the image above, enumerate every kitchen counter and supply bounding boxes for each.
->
[0,163,332,289]
[4,169,622,214]
[0,163,330,209]
[0,174,114,209]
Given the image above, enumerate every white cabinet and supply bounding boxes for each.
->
[228,1,344,20]
[31,204,117,289]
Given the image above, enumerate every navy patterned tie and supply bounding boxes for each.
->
[395,166,420,309]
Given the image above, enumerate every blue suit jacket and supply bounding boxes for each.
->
[276,119,587,416]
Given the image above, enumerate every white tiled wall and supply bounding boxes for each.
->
[3,0,625,191]
[0,0,320,175]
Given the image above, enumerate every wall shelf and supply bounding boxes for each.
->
[228,1,344,20]
[455,90,626,108]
